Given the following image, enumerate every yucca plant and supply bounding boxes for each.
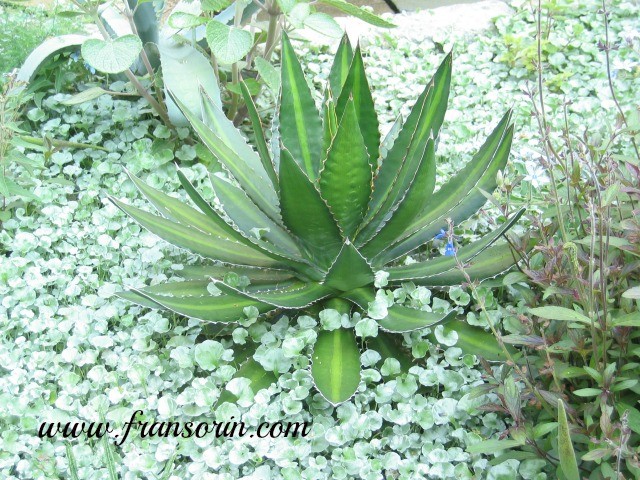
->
[110,34,524,404]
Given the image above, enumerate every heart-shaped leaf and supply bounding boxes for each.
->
[206,20,253,65]
[81,35,142,74]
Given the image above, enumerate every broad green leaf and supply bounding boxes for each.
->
[342,288,457,332]
[323,241,374,291]
[167,12,208,29]
[172,95,281,223]
[336,45,380,167]
[319,98,372,239]
[255,57,280,93]
[529,306,591,325]
[361,138,436,257]
[203,0,233,12]
[206,20,253,65]
[214,280,334,308]
[431,320,515,361]
[622,286,640,299]
[131,288,275,323]
[328,35,353,98]
[380,111,512,263]
[304,13,343,38]
[287,2,311,28]
[81,35,142,74]
[312,328,361,405]
[317,0,395,28]
[467,439,524,455]
[279,32,324,179]
[160,38,221,125]
[216,358,277,406]
[109,196,279,267]
[557,399,580,480]
[611,311,640,327]
[239,81,278,190]
[386,209,524,280]
[18,34,91,82]
[60,87,110,105]
[279,148,342,266]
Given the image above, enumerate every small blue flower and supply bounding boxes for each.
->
[434,229,447,240]
[444,241,457,256]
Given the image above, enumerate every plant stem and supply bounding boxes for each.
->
[600,0,640,162]
[91,9,174,129]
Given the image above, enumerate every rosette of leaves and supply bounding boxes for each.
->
[111,34,524,405]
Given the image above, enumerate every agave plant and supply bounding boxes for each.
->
[110,34,524,404]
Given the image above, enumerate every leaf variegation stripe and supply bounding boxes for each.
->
[386,209,524,281]
[279,147,343,267]
[328,35,353,99]
[361,137,436,257]
[178,265,295,283]
[319,98,372,239]
[199,86,274,196]
[171,93,281,223]
[311,328,361,405]
[378,115,514,264]
[126,169,230,238]
[342,287,456,332]
[322,241,374,291]
[239,80,279,190]
[116,280,210,308]
[130,288,275,323]
[336,44,380,167]
[109,196,279,267]
[213,279,334,308]
[279,32,324,179]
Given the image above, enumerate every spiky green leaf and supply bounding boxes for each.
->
[239,80,278,190]
[343,288,456,332]
[172,94,281,223]
[323,241,374,291]
[214,279,334,308]
[361,137,436,257]
[363,53,451,232]
[380,112,513,263]
[312,328,361,405]
[278,147,342,266]
[109,196,279,267]
[216,358,277,406]
[428,320,515,361]
[335,45,380,165]
[558,399,580,480]
[131,288,274,323]
[279,32,324,179]
[319,98,372,239]
[328,35,353,98]
[387,209,524,281]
